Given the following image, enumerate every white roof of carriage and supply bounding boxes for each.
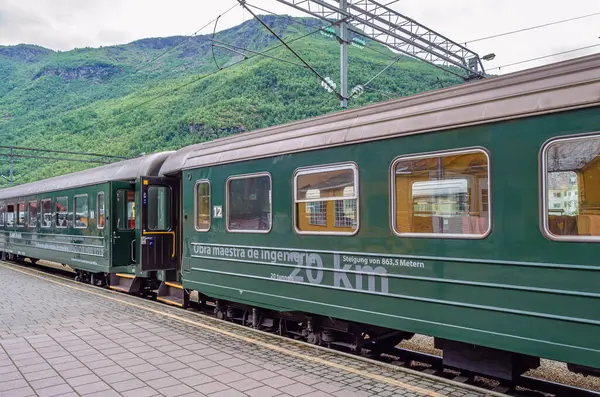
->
[159,53,600,175]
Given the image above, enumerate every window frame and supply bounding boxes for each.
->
[55,196,69,229]
[389,147,492,239]
[540,133,600,242]
[0,204,4,227]
[16,202,26,227]
[194,179,211,232]
[41,199,52,228]
[293,162,360,236]
[28,200,38,228]
[226,172,273,234]
[73,194,89,229]
[97,192,105,230]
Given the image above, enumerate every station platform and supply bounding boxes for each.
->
[0,262,491,397]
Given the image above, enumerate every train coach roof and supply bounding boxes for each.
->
[0,151,174,199]
[159,53,600,176]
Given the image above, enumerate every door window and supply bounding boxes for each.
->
[97,192,105,229]
[117,190,135,230]
[147,186,171,231]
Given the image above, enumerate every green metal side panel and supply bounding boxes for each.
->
[181,106,600,370]
[0,183,111,273]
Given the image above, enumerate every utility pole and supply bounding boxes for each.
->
[9,146,13,184]
[339,0,348,108]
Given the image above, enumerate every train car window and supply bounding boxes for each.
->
[16,203,26,227]
[41,199,52,228]
[29,201,38,228]
[74,195,88,229]
[117,190,135,230]
[97,192,105,229]
[542,134,600,240]
[56,197,68,228]
[147,186,171,231]
[0,204,4,226]
[294,163,359,235]
[226,173,271,233]
[195,181,210,231]
[6,205,14,227]
[391,149,491,238]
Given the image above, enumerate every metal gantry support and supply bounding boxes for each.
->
[339,0,349,108]
[274,0,487,107]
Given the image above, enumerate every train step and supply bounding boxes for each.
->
[156,281,188,308]
[109,273,142,294]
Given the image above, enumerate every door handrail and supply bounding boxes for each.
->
[131,239,136,263]
[142,231,176,258]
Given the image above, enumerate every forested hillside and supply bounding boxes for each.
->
[0,15,462,184]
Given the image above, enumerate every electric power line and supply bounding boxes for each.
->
[488,43,600,71]
[210,39,309,68]
[124,2,240,77]
[0,153,110,164]
[466,11,600,44]
[238,0,344,100]
[0,146,129,159]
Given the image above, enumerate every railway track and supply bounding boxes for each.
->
[7,259,600,397]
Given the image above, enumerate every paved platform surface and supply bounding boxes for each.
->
[0,263,488,397]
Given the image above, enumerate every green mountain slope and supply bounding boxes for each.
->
[0,15,462,184]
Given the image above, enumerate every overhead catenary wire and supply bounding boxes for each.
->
[210,39,309,68]
[466,11,600,44]
[0,146,129,159]
[238,0,345,100]
[488,43,600,71]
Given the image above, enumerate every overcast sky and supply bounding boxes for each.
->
[0,0,598,74]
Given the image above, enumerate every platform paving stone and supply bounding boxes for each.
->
[0,263,490,397]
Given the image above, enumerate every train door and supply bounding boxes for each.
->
[111,182,136,267]
[139,176,179,271]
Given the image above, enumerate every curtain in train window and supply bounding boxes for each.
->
[227,174,271,232]
[29,201,38,228]
[74,195,88,229]
[195,181,210,231]
[295,164,358,234]
[392,150,490,236]
[97,193,105,229]
[0,205,4,226]
[56,197,68,228]
[544,135,600,237]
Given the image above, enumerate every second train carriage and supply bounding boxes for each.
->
[0,53,599,382]
[0,151,176,287]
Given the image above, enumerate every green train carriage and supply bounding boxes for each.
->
[0,151,176,288]
[156,54,600,380]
